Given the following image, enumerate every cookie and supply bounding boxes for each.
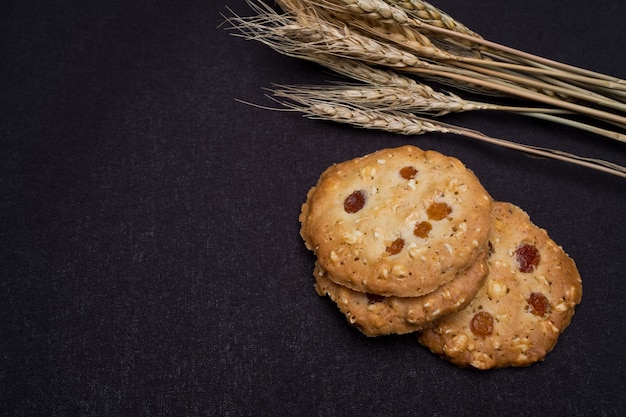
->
[300,145,493,297]
[313,246,489,336]
[418,202,583,369]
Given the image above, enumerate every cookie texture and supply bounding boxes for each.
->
[418,202,583,369]
[313,247,489,337]
[300,145,493,297]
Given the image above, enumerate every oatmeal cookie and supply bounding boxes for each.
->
[418,202,583,369]
[300,145,493,297]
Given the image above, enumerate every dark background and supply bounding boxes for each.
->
[2,0,625,415]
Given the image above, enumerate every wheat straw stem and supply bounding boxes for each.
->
[408,66,626,126]
[506,56,626,100]
[523,113,626,143]
[410,16,626,85]
[420,3,626,92]
[452,128,626,178]
[448,61,626,112]
[459,58,626,94]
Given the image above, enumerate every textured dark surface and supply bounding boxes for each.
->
[2,1,625,415]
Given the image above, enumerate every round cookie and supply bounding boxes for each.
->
[300,145,493,297]
[313,247,489,337]
[418,202,583,369]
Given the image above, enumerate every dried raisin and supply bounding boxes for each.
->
[427,202,452,221]
[414,221,432,238]
[344,190,366,213]
[400,166,418,179]
[386,238,405,255]
[527,292,550,316]
[470,311,494,336]
[516,244,540,273]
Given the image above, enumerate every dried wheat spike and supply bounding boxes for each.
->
[387,0,481,38]
[272,83,484,115]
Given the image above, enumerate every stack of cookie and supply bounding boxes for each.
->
[299,145,582,369]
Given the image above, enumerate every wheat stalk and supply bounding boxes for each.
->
[305,0,626,104]
[274,95,626,178]
[258,38,626,143]
[271,83,485,114]
[224,0,626,177]
[271,83,626,142]
[268,0,626,99]
[387,0,626,98]
[270,84,578,116]
[392,4,626,91]
[228,8,626,129]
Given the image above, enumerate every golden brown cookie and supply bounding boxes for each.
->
[418,202,583,369]
[313,246,489,336]
[300,145,493,297]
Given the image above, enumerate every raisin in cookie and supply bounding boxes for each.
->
[300,145,493,297]
[418,202,583,369]
[313,246,489,337]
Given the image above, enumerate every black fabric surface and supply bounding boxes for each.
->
[2,0,626,415]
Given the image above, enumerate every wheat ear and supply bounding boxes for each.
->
[306,0,626,104]
[224,1,626,176]
[271,82,626,142]
[274,96,626,178]
[385,0,481,38]
[270,84,571,114]
[227,9,626,128]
